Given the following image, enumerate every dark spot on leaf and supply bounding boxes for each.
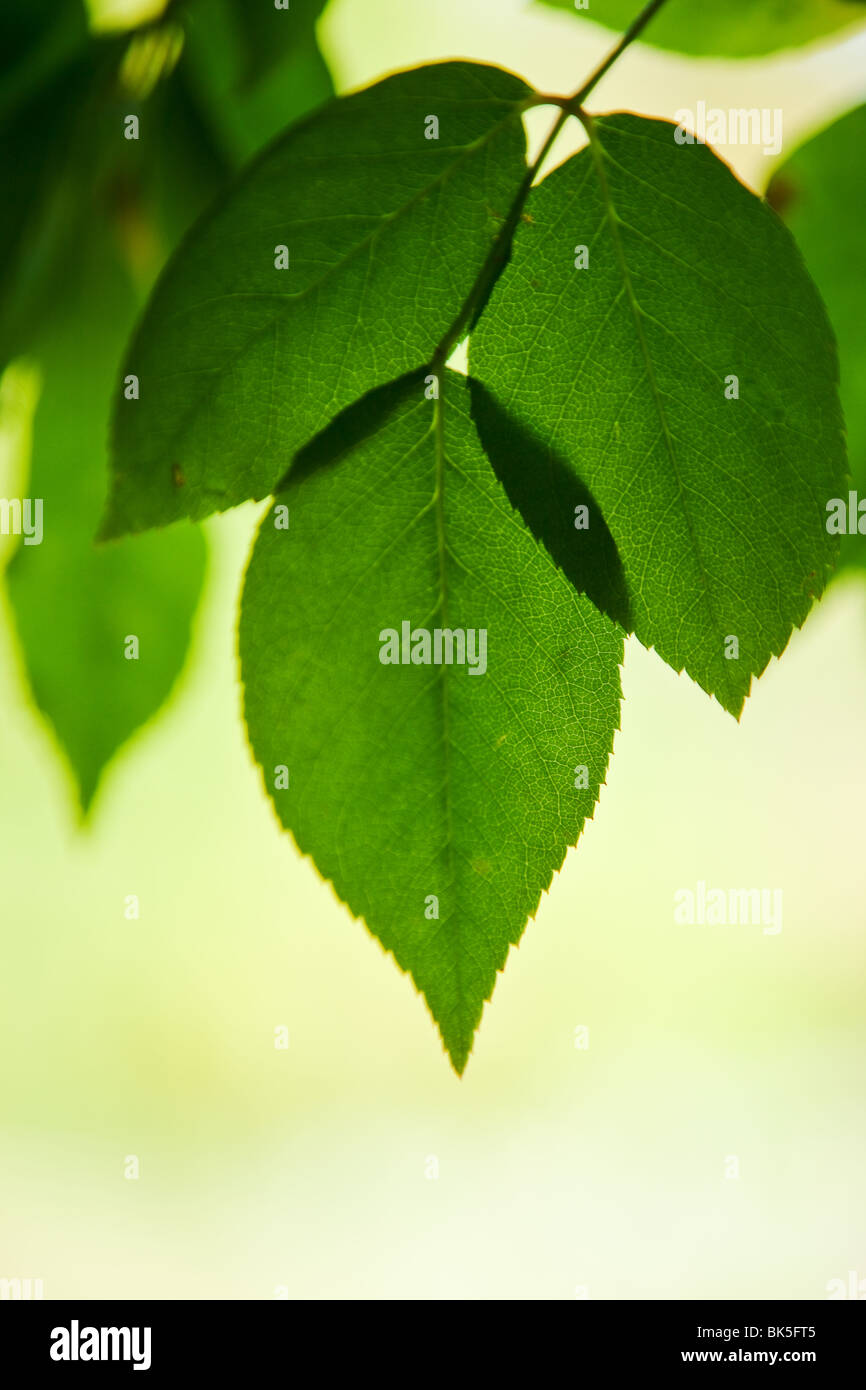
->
[766,175,798,217]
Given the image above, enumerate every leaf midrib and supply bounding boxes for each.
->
[431,376,463,1053]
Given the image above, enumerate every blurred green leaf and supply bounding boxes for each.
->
[103,62,533,537]
[0,11,124,369]
[5,230,205,814]
[0,7,216,816]
[0,0,340,814]
[767,105,866,573]
[227,0,328,90]
[239,370,622,1072]
[470,114,846,716]
[181,0,333,163]
[0,0,89,104]
[536,0,866,58]
[0,0,329,367]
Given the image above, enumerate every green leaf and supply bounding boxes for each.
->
[471,114,845,716]
[239,369,622,1072]
[536,0,866,58]
[767,105,866,573]
[5,232,206,815]
[103,61,533,538]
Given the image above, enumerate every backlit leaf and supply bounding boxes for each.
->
[103,61,533,538]
[239,370,623,1071]
[471,114,846,715]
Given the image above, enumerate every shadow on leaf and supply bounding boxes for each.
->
[467,377,632,632]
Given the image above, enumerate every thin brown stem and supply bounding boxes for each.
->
[571,0,672,107]
[432,0,675,369]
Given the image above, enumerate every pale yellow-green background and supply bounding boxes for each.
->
[1,0,865,1299]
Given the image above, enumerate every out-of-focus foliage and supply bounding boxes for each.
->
[536,0,866,59]
[5,231,206,813]
[768,106,866,575]
[0,0,333,812]
[181,0,333,162]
